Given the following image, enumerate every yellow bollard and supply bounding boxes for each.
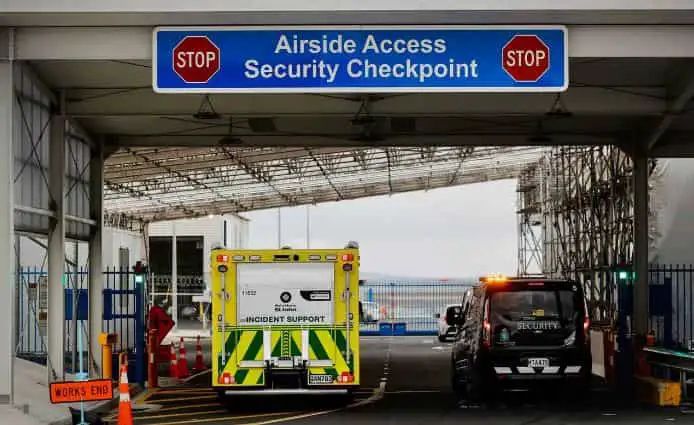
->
[99,333,118,380]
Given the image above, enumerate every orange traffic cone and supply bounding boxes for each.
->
[117,362,133,425]
[168,342,178,378]
[194,335,205,372]
[178,337,190,379]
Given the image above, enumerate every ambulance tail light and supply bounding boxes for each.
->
[219,372,234,385]
[338,372,354,383]
[216,254,229,263]
[342,254,354,262]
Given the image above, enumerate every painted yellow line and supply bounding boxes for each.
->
[151,411,294,425]
[150,402,221,412]
[154,388,216,395]
[240,409,338,425]
[150,394,218,403]
[135,389,158,404]
[133,409,228,420]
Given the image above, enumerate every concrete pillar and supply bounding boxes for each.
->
[633,155,649,338]
[47,112,66,382]
[0,50,15,404]
[88,142,104,377]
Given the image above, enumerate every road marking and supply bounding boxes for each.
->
[132,409,228,420]
[151,394,218,403]
[152,402,221,412]
[182,368,211,383]
[151,411,294,425]
[349,381,386,408]
[240,410,336,425]
[386,390,440,394]
[135,388,157,404]
[153,388,216,395]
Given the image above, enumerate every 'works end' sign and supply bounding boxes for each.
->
[49,379,114,404]
[153,26,568,93]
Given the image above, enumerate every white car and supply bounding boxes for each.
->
[436,304,462,342]
[360,301,381,323]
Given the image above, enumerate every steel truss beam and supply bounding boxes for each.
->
[104,145,545,221]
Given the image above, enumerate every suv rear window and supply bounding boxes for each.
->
[489,287,581,347]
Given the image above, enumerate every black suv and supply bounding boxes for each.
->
[449,277,591,399]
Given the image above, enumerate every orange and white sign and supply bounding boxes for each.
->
[49,379,113,404]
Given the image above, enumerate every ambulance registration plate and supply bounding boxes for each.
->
[528,358,549,368]
[309,374,334,385]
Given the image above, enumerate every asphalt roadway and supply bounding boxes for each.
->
[106,337,693,425]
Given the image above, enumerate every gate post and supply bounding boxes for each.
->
[633,154,649,339]
[134,278,145,385]
[663,275,673,348]
[89,140,105,377]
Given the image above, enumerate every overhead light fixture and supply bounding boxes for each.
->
[526,120,552,143]
[545,94,573,118]
[351,95,376,127]
[218,117,243,145]
[193,95,221,120]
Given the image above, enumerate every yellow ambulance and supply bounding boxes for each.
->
[210,244,360,395]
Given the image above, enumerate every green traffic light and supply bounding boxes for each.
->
[618,271,629,280]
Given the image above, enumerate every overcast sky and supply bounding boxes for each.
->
[243,179,518,278]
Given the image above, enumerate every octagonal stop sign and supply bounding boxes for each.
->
[502,35,550,82]
[173,36,220,83]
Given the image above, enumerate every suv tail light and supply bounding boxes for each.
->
[583,315,590,341]
[482,300,492,348]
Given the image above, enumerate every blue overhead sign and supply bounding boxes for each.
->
[153,26,568,93]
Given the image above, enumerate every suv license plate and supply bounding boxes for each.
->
[528,358,549,368]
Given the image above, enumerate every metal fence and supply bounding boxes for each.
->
[103,267,146,354]
[16,267,48,361]
[16,267,144,368]
[359,280,472,335]
[649,264,694,349]
[16,266,90,372]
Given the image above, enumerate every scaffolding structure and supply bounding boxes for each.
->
[519,146,635,323]
[516,162,545,277]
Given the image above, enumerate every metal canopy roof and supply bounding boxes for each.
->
[20,25,694,223]
[103,145,546,221]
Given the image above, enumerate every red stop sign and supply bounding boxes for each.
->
[502,35,550,82]
[173,36,220,83]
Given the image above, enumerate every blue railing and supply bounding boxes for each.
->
[16,267,146,384]
[649,264,694,349]
[359,279,473,335]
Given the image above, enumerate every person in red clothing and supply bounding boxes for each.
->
[148,298,175,362]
